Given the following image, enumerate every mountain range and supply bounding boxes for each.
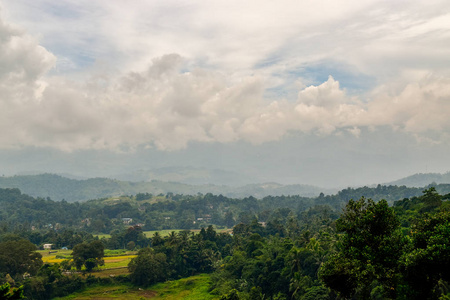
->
[0,171,449,202]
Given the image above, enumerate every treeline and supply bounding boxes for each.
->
[2,183,450,237]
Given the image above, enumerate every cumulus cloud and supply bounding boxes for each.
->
[2,52,450,151]
[1,4,450,152]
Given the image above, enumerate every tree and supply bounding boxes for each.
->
[321,198,404,299]
[224,212,235,228]
[0,239,42,279]
[421,187,442,212]
[128,248,169,286]
[71,240,104,271]
[401,211,450,299]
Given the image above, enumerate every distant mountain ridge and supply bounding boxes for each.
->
[0,173,335,202]
[2,171,448,202]
[111,167,252,186]
[385,172,450,187]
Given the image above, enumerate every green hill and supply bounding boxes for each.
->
[0,173,333,202]
[386,172,450,187]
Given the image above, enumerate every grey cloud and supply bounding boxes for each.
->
[1,5,450,152]
[2,50,450,152]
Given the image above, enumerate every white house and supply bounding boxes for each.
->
[122,217,133,224]
[43,244,52,250]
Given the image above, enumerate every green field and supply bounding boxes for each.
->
[54,274,219,299]
[38,249,136,277]
[38,249,73,264]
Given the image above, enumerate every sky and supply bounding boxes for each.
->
[0,0,450,188]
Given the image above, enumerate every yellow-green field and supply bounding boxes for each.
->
[39,249,73,264]
[38,249,136,275]
[53,274,219,300]
[99,255,136,269]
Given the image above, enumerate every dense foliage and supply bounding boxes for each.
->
[71,240,104,271]
[2,183,450,237]
[1,186,450,299]
[0,239,43,280]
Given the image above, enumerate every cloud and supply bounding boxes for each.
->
[1,3,450,152]
[363,75,450,136]
[3,52,450,152]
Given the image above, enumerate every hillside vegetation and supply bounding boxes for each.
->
[2,184,450,299]
[0,173,336,202]
[2,184,450,234]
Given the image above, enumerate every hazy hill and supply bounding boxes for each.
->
[0,173,334,202]
[385,172,450,187]
[111,167,252,186]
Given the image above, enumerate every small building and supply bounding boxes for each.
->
[122,217,133,224]
[43,244,53,250]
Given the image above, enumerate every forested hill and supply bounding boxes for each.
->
[385,171,450,187]
[2,183,450,233]
[0,173,334,202]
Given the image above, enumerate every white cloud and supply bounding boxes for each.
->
[1,2,450,152]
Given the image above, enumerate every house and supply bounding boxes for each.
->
[122,217,133,224]
[43,244,53,250]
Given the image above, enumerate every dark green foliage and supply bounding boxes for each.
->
[301,285,330,300]
[128,248,169,286]
[321,198,404,298]
[4,183,450,299]
[3,183,449,235]
[71,240,104,271]
[0,239,42,279]
[401,212,450,298]
[128,227,230,287]
[210,215,336,300]
[421,187,443,211]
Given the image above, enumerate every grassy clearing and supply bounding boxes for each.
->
[96,234,110,239]
[104,249,136,257]
[38,249,73,264]
[89,267,130,278]
[54,274,219,300]
[99,255,136,269]
[149,274,219,300]
[53,284,148,300]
